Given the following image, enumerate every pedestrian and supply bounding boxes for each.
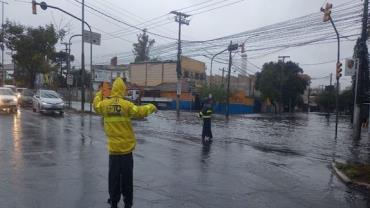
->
[93,77,157,208]
[199,99,213,144]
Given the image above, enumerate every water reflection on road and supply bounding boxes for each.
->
[0,110,368,208]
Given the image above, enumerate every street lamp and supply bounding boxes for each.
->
[33,1,93,113]
[210,35,259,86]
[210,48,229,85]
[67,34,82,108]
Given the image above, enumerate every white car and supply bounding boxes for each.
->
[0,87,18,113]
[33,90,64,115]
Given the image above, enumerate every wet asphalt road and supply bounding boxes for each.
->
[0,109,369,208]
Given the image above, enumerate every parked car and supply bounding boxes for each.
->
[0,87,18,113]
[32,90,64,115]
[16,87,27,100]
[4,85,19,102]
[3,85,17,93]
[19,89,34,107]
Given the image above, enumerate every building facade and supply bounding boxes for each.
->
[92,64,129,90]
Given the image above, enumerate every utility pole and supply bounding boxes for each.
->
[330,73,333,86]
[171,11,190,117]
[353,0,369,139]
[61,42,69,79]
[278,56,290,113]
[307,81,311,113]
[221,67,225,86]
[226,41,239,118]
[1,1,8,87]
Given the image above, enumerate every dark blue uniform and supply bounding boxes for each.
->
[199,104,213,143]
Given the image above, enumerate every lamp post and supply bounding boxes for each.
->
[34,1,93,113]
[210,48,228,86]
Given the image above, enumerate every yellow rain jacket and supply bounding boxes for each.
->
[93,77,157,155]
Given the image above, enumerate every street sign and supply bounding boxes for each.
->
[344,58,359,76]
[67,74,73,86]
[83,30,101,45]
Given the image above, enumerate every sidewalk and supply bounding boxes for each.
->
[69,101,94,112]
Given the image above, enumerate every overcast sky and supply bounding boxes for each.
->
[3,0,364,88]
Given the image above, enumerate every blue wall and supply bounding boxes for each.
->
[166,101,254,114]
[212,103,254,114]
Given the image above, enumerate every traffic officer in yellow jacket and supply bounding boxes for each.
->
[93,77,157,208]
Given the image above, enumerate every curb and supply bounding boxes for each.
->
[332,162,351,183]
[332,162,370,190]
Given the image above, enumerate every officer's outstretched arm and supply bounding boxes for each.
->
[93,90,103,115]
[128,102,157,119]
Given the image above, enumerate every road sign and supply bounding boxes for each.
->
[83,30,101,45]
[344,58,359,76]
[67,74,73,86]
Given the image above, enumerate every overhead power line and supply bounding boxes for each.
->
[73,0,178,40]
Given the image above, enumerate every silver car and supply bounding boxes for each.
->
[33,90,64,115]
[0,87,18,113]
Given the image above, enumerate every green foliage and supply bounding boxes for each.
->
[339,89,353,112]
[132,30,155,62]
[315,90,336,112]
[255,61,309,111]
[3,21,58,88]
[199,84,227,103]
[69,70,91,88]
[51,51,74,63]
[316,89,353,113]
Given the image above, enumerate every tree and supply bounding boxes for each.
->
[316,90,336,113]
[255,61,309,112]
[339,89,353,113]
[132,30,155,62]
[3,21,59,88]
[199,84,227,104]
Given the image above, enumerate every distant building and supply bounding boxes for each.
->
[209,74,257,97]
[0,63,15,80]
[129,56,206,87]
[129,56,206,110]
[92,64,129,90]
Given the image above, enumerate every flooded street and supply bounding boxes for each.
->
[0,109,369,208]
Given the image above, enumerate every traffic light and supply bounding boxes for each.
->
[241,43,245,53]
[336,62,342,79]
[228,43,239,51]
[32,0,37,15]
[321,2,333,22]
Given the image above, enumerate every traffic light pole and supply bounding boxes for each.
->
[1,1,8,87]
[329,17,340,138]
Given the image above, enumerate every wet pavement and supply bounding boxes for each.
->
[0,109,369,208]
